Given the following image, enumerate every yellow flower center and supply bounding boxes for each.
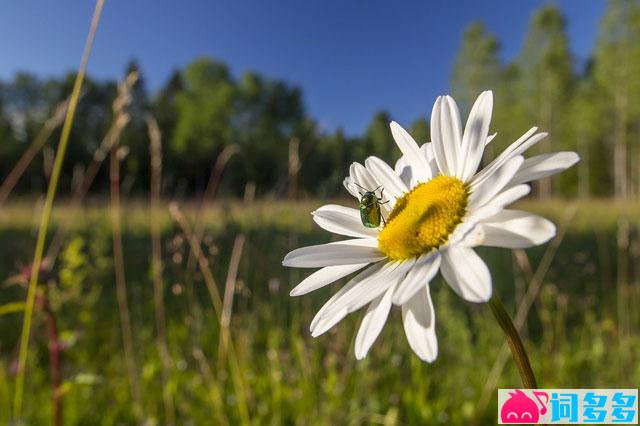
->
[378,175,468,260]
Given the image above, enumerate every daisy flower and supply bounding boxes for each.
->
[283,91,578,362]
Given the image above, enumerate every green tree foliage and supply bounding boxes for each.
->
[358,111,395,163]
[409,118,429,145]
[301,128,350,197]
[451,22,500,115]
[172,57,236,189]
[152,70,183,190]
[0,84,18,173]
[593,0,640,197]
[518,4,574,197]
[490,64,530,159]
[234,71,305,194]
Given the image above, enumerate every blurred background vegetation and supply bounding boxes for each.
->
[1,1,640,425]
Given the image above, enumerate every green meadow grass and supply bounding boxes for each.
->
[0,199,638,424]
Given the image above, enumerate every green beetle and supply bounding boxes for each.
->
[354,183,389,228]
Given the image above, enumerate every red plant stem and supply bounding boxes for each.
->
[37,293,62,426]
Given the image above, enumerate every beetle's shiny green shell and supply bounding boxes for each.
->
[359,192,381,228]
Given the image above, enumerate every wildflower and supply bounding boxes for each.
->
[283,91,578,361]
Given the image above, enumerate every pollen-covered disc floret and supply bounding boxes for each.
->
[378,176,468,260]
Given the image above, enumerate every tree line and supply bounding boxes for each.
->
[1,0,639,199]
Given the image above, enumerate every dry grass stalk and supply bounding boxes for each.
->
[110,144,144,423]
[184,144,239,282]
[147,114,176,425]
[216,183,254,372]
[616,218,630,342]
[0,98,70,206]
[288,137,299,199]
[108,73,144,422]
[44,71,138,264]
[168,203,251,425]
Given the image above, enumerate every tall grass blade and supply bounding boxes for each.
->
[12,0,104,420]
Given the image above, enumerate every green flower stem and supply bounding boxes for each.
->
[12,0,104,420]
[489,294,538,389]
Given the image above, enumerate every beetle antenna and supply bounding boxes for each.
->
[353,182,370,192]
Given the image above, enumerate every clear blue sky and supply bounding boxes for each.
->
[0,0,605,135]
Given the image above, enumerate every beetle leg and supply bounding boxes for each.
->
[378,188,390,204]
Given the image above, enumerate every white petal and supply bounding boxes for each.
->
[394,157,413,188]
[310,262,384,332]
[469,155,524,209]
[311,260,412,336]
[420,143,440,183]
[354,286,394,360]
[443,96,463,176]
[365,156,408,200]
[350,162,377,193]
[283,238,383,268]
[431,96,464,177]
[508,151,580,188]
[441,246,492,303]
[420,142,435,162]
[480,210,556,248]
[394,154,408,175]
[390,121,432,182]
[290,263,368,296]
[458,224,486,248]
[486,132,497,145]
[471,128,545,187]
[430,97,452,176]
[312,204,378,238]
[392,251,441,305]
[402,285,438,362]
[343,176,361,200]
[468,184,531,223]
[461,91,493,182]
[447,219,478,247]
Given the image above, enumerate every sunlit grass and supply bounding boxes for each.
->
[0,198,638,423]
[0,197,637,232]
